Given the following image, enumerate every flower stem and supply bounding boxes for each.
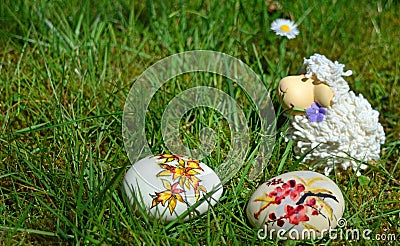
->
[291,107,306,112]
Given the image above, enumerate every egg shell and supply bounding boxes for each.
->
[123,154,223,221]
[246,171,345,240]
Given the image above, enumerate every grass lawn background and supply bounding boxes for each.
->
[0,0,399,245]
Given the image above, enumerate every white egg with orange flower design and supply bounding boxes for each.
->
[246,171,345,240]
[123,154,223,221]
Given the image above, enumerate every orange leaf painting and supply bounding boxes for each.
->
[150,155,209,215]
[150,180,186,215]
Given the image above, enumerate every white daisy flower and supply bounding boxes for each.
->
[270,18,299,39]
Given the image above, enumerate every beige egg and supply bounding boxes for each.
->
[246,171,345,240]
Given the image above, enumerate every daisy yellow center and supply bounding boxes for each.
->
[280,25,290,32]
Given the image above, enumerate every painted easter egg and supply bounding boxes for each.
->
[123,154,223,221]
[246,171,345,240]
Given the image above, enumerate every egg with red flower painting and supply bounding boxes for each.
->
[246,171,345,240]
[123,154,223,221]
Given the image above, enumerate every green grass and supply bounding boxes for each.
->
[1,0,399,245]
